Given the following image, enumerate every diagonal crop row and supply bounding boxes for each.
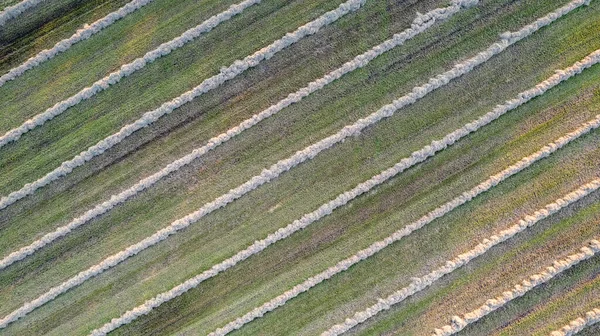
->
[78,3,595,334]
[552,308,600,335]
[0,0,44,26]
[322,178,600,335]
[0,0,474,270]
[0,0,260,146]
[209,108,600,336]
[0,0,367,210]
[0,0,587,330]
[0,0,159,88]
[433,240,600,335]
[0,0,370,328]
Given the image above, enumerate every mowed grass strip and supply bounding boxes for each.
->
[2,0,590,255]
[0,0,450,249]
[0,0,171,90]
[0,0,280,131]
[466,256,600,336]
[3,1,600,334]
[346,190,600,336]
[119,84,600,335]
[0,0,132,72]
[0,0,375,329]
[0,0,568,286]
[0,0,47,27]
[4,0,354,197]
[0,0,468,271]
[430,240,600,335]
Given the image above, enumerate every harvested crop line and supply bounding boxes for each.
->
[0,0,585,330]
[208,108,600,336]
[0,0,471,270]
[552,308,600,335]
[0,2,473,275]
[322,178,600,335]
[0,0,261,147]
[0,0,368,328]
[0,0,160,88]
[0,0,44,26]
[0,0,366,211]
[75,3,593,334]
[433,240,600,336]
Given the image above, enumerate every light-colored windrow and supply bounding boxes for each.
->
[0,0,472,271]
[210,110,600,336]
[83,2,594,334]
[0,0,585,331]
[0,0,369,329]
[323,178,600,335]
[0,0,367,211]
[433,240,600,336]
[0,0,261,147]
[0,0,44,26]
[0,0,159,88]
[552,308,600,335]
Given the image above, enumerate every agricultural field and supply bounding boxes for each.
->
[0,0,599,335]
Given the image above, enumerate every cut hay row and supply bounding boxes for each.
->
[322,178,600,335]
[76,3,595,334]
[0,0,44,26]
[0,0,369,328]
[0,0,159,88]
[552,308,600,335]
[0,0,473,270]
[0,0,586,330]
[209,107,600,336]
[0,0,261,147]
[433,240,600,336]
[0,0,367,210]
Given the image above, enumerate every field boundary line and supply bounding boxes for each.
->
[0,0,261,145]
[76,2,592,334]
[552,307,600,335]
[433,240,600,335]
[0,0,367,210]
[0,0,472,269]
[0,0,160,88]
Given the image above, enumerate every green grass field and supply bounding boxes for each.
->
[0,0,599,335]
